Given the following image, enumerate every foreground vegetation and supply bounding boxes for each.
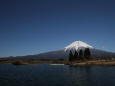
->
[0,59,115,66]
[68,60,115,66]
[69,48,91,63]
[67,48,115,66]
[0,59,68,65]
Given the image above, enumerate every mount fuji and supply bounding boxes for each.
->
[64,41,93,51]
[1,41,115,60]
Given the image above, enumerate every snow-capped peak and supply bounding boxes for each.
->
[64,41,93,51]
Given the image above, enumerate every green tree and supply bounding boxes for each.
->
[79,49,84,61]
[84,48,91,60]
[69,50,74,62]
[74,50,79,61]
[87,48,91,60]
[84,48,88,59]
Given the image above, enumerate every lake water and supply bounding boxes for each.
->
[0,64,115,86]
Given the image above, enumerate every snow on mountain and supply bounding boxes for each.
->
[64,41,93,51]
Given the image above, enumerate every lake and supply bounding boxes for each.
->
[0,64,115,86]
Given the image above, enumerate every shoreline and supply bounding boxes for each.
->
[0,60,115,66]
[67,60,115,66]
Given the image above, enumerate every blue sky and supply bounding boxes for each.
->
[0,0,115,57]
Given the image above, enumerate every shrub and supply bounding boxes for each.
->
[12,61,22,65]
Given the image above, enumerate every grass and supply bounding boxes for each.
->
[69,60,115,66]
[0,59,115,66]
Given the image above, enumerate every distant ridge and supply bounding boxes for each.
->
[0,41,115,60]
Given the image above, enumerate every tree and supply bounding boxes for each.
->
[69,50,73,62]
[84,48,91,60]
[79,49,84,61]
[84,48,88,59]
[87,48,91,60]
[74,50,79,61]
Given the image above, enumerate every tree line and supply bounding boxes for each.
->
[69,48,91,62]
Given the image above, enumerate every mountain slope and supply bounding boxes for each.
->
[1,41,115,60]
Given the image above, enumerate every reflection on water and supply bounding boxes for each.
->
[0,64,115,86]
[68,66,115,86]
